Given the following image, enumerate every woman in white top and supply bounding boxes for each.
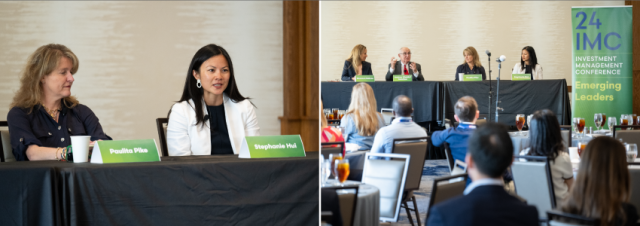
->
[519,109,573,202]
[167,44,259,156]
[512,46,543,80]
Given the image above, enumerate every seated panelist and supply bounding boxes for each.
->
[385,47,424,81]
[455,46,486,81]
[341,44,372,81]
[7,44,112,161]
[167,44,260,156]
[512,46,542,80]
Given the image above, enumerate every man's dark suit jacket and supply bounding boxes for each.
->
[341,60,373,81]
[384,61,424,81]
[426,185,539,226]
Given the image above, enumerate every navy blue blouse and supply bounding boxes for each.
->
[455,64,487,81]
[7,103,111,161]
[341,60,373,81]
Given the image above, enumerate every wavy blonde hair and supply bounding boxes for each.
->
[462,46,482,68]
[11,44,79,113]
[346,44,366,75]
[346,83,381,136]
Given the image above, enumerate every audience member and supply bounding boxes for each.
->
[559,136,639,226]
[370,95,426,154]
[427,123,539,226]
[340,83,385,150]
[431,96,479,163]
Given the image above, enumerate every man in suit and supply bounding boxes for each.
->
[431,96,479,164]
[426,123,539,226]
[385,47,425,81]
[370,95,427,154]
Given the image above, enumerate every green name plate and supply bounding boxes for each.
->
[462,74,483,81]
[512,74,532,81]
[90,139,160,163]
[238,135,306,158]
[393,75,412,82]
[355,75,374,82]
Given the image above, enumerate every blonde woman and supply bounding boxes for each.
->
[339,83,385,150]
[341,44,372,81]
[7,44,111,161]
[455,46,486,81]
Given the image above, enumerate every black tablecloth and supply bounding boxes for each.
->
[0,153,319,226]
[321,81,442,123]
[442,79,571,126]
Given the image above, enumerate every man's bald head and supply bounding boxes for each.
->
[393,95,413,117]
[398,47,412,64]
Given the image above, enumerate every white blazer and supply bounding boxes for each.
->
[167,95,260,156]
[512,62,543,80]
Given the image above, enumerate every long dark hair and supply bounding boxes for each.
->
[174,44,249,127]
[520,46,538,71]
[528,109,564,161]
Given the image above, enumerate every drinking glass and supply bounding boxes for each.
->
[332,108,339,120]
[577,142,587,157]
[621,114,631,130]
[323,109,332,120]
[338,110,345,120]
[594,113,603,131]
[329,153,343,181]
[573,117,585,137]
[626,143,638,162]
[601,113,607,130]
[608,116,617,133]
[336,159,350,185]
[515,114,525,135]
[634,114,639,125]
[322,159,331,185]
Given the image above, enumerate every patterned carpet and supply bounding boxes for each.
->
[387,159,451,226]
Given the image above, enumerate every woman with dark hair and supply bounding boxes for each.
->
[341,44,372,81]
[512,46,543,80]
[167,44,259,155]
[455,46,486,81]
[560,136,639,226]
[7,44,111,161]
[520,109,573,201]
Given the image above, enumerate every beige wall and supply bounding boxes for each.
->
[321,1,624,82]
[0,2,283,148]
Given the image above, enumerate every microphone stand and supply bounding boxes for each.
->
[495,61,504,123]
[487,55,492,122]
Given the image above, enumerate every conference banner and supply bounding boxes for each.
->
[571,6,632,129]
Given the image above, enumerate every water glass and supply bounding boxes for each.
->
[594,113,603,131]
[322,159,331,184]
[328,153,343,180]
[609,116,617,133]
[626,143,638,162]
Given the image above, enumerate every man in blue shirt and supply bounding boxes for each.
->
[370,95,427,154]
[426,123,539,226]
[431,96,479,164]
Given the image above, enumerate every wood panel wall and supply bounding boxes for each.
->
[281,2,319,152]
[627,1,640,114]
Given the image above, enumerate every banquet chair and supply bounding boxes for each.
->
[628,165,640,216]
[559,126,571,152]
[321,141,345,159]
[442,142,455,172]
[156,118,169,156]
[362,153,410,223]
[613,125,640,146]
[546,210,599,226]
[512,156,556,220]
[391,137,429,226]
[322,185,359,226]
[0,121,15,162]
[381,108,393,125]
[425,174,468,220]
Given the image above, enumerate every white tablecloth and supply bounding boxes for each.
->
[324,181,380,226]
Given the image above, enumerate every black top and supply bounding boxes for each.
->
[524,65,534,80]
[341,60,373,81]
[206,105,233,155]
[455,64,487,81]
[7,103,112,161]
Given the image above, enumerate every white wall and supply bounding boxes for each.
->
[0,1,283,147]
[321,1,624,82]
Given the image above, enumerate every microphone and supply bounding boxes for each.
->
[485,50,491,57]
[496,55,506,63]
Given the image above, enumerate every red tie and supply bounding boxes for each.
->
[404,65,409,75]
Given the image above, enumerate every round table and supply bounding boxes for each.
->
[323,180,380,226]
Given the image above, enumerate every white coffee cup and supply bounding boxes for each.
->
[71,135,91,163]
[458,73,464,80]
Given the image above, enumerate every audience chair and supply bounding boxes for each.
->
[321,141,345,159]
[546,210,599,226]
[362,153,411,223]
[613,125,640,145]
[442,142,455,172]
[322,185,359,226]
[381,108,394,126]
[0,121,13,162]
[512,156,556,220]
[392,137,429,226]
[156,118,169,157]
[425,174,468,220]
[628,165,640,217]
[559,126,572,152]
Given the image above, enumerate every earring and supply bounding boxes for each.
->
[196,79,202,88]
